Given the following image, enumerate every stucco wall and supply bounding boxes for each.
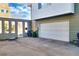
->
[0,3,10,18]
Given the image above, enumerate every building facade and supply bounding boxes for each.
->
[0,3,31,38]
[31,3,79,42]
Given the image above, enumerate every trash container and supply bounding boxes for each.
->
[27,31,32,37]
[77,33,79,47]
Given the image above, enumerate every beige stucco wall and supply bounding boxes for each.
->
[0,3,10,18]
[32,4,79,42]
[32,21,38,32]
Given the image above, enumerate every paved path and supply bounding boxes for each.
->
[0,37,79,56]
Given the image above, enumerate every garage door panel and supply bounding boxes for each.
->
[39,21,69,42]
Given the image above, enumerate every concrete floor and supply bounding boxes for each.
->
[0,37,79,56]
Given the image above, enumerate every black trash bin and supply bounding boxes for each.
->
[27,31,32,37]
[77,33,79,47]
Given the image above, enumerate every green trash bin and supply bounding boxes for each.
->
[32,31,38,37]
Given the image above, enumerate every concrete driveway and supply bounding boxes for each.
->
[0,37,79,56]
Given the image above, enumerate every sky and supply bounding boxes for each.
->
[8,3,31,20]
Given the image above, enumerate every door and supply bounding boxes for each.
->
[4,21,9,33]
[11,21,15,33]
[39,21,69,42]
[18,22,23,37]
[25,22,28,33]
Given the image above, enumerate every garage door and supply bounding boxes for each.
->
[38,21,69,42]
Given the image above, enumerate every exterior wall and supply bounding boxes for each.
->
[32,21,38,32]
[32,3,79,42]
[32,3,74,20]
[69,3,79,41]
[0,3,10,18]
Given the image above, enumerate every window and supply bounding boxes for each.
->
[47,3,52,6]
[6,10,8,13]
[38,3,42,9]
[18,22,23,37]
[38,3,48,9]
[0,9,9,13]
[1,9,4,13]
[4,21,9,33]
[25,22,28,33]
[11,21,15,33]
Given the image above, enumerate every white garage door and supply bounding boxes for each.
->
[38,21,69,42]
